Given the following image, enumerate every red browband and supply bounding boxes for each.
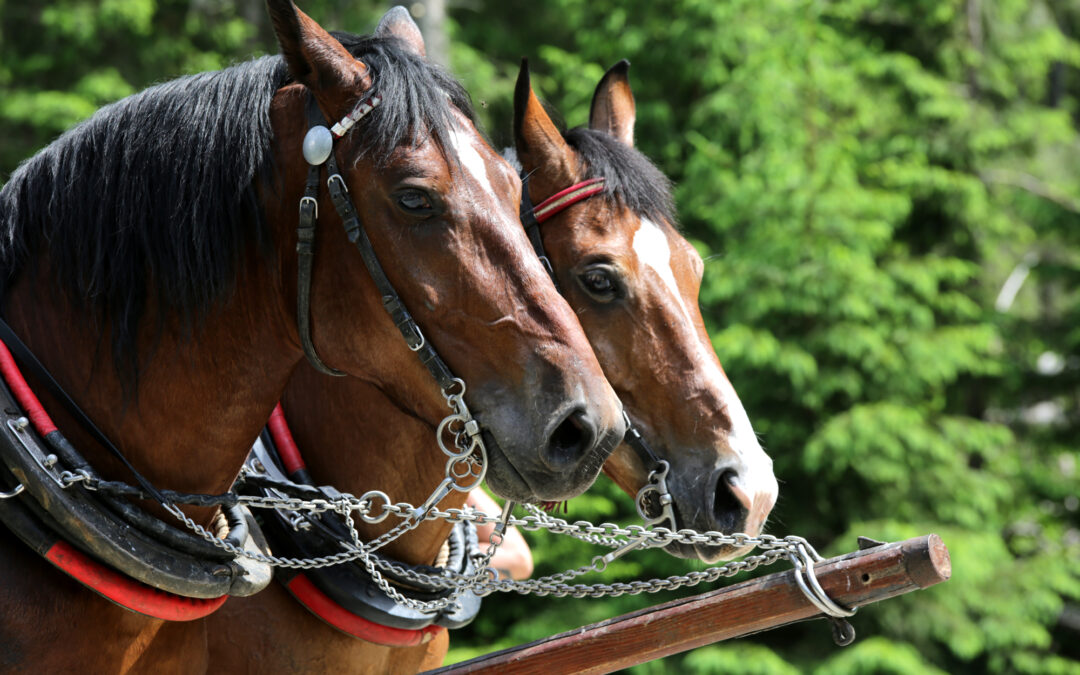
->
[533,177,606,223]
[0,338,229,621]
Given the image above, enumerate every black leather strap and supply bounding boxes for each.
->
[623,418,663,468]
[519,171,559,289]
[297,101,346,377]
[321,134,457,391]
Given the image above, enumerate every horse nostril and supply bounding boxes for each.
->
[712,469,746,533]
[541,410,595,471]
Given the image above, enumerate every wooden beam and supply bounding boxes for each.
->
[431,535,950,675]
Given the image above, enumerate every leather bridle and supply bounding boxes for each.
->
[296,93,460,396]
[518,172,677,531]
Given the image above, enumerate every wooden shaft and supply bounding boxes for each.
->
[431,534,950,675]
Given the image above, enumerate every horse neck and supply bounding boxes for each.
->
[282,365,464,566]
[3,254,299,521]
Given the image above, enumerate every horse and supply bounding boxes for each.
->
[202,48,778,674]
[0,1,626,671]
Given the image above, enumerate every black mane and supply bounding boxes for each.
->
[563,127,676,226]
[332,32,475,160]
[0,34,471,383]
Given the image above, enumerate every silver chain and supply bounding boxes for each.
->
[30,376,851,619]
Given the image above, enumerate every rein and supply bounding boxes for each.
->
[518,172,676,531]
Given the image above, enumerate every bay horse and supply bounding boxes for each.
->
[0,1,625,671]
[203,48,778,674]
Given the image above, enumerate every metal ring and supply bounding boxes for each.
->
[538,256,555,277]
[358,490,392,524]
[0,483,25,499]
[442,378,466,399]
[436,413,471,458]
[789,546,856,618]
[407,325,426,352]
[797,543,856,617]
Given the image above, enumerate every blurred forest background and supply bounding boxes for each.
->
[2,0,1079,672]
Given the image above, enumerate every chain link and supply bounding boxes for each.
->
[33,379,849,618]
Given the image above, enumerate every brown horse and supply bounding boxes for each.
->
[203,55,777,673]
[513,60,778,562]
[0,1,624,671]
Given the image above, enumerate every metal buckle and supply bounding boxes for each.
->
[299,196,318,219]
[328,173,349,194]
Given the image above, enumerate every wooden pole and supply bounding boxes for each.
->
[430,534,950,675]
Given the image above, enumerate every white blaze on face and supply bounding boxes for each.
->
[632,219,695,323]
[447,127,498,202]
[631,218,778,522]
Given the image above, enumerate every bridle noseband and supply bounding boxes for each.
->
[518,172,677,532]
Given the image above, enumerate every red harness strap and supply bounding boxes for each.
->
[285,574,445,646]
[533,177,606,223]
[0,338,229,621]
[268,403,307,478]
[45,541,228,620]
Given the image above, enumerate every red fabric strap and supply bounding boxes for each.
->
[286,573,445,646]
[533,177,606,223]
[45,540,228,621]
[268,403,307,476]
[0,338,57,436]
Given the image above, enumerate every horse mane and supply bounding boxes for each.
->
[563,127,676,227]
[331,32,476,161]
[0,34,473,385]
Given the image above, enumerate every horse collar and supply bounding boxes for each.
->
[0,329,272,619]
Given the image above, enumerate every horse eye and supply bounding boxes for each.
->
[579,267,619,301]
[394,189,436,215]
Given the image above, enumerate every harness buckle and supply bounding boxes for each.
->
[328,173,349,194]
[299,196,318,220]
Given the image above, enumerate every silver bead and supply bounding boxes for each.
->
[302,125,333,166]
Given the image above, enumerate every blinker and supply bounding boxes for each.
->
[303,125,334,166]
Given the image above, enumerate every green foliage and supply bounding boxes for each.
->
[2,1,1078,673]
[448,0,1080,672]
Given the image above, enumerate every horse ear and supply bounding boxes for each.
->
[589,60,635,147]
[265,0,373,108]
[375,6,426,58]
[514,59,576,190]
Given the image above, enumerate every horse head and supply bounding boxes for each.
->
[514,60,778,561]
[263,1,626,502]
